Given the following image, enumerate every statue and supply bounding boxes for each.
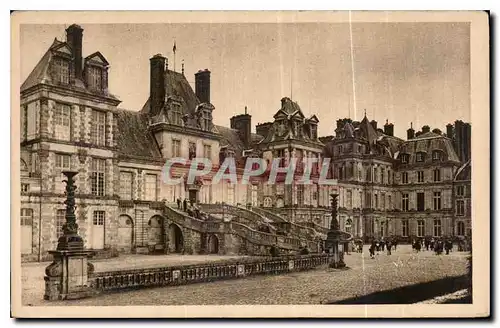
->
[330,194,339,231]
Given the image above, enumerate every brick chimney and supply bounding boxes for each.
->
[422,125,431,133]
[195,69,211,103]
[384,120,394,136]
[66,24,83,79]
[149,54,166,116]
[230,107,252,149]
[407,123,415,140]
[446,123,454,139]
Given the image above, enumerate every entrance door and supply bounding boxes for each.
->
[91,211,105,249]
[207,234,219,254]
[117,215,134,252]
[168,224,184,253]
[20,209,33,254]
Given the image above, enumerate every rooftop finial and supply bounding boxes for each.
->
[410,122,413,129]
[386,119,389,124]
[245,106,247,115]
[364,108,367,117]
[181,59,185,75]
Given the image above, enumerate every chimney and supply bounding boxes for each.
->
[66,24,83,79]
[384,120,394,136]
[195,69,211,103]
[230,108,252,149]
[407,123,415,140]
[370,120,377,131]
[446,123,454,139]
[149,54,166,116]
[422,125,431,133]
[432,128,442,135]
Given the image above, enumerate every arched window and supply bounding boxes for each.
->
[345,218,352,233]
[263,197,272,208]
[457,221,465,236]
[433,219,442,237]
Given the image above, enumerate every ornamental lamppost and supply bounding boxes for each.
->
[44,171,95,300]
[325,193,346,268]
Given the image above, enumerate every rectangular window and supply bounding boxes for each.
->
[416,153,424,162]
[388,195,392,209]
[381,169,385,184]
[202,110,211,131]
[433,151,442,161]
[172,139,181,157]
[21,183,30,192]
[381,193,385,210]
[402,172,408,184]
[20,208,33,226]
[54,103,71,141]
[433,169,441,182]
[417,171,424,183]
[53,57,70,84]
[456,200,465,216]
[56,209,65,238]
[119,171,133,200]
[144,174,157,201]
[417,192,425,212]
[171,103,183,125]
[402,193,409,211]
[297,185,304,206]
[365,192,371,208]
[417,220,425,237]
[55,153,71,170]
[88,66,103,90]
[402,220,409,237]
[456,185,465,197]
[374,194,378,209]
[90,158,106,196]
[91,110,106,146]
[433,219,442,237]
[433,191,442,210]
[93,211,105,225]
[203,144,212,160]
[346,190,352,208]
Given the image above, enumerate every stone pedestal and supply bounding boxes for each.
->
[44,250,96,300]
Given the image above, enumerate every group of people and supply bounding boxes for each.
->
[176,198,206,220]
[367,238,398,258]
[412,237,454,255]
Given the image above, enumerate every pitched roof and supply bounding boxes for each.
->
[141,69,200,116]
[273,97,305,119]
[399,134,460,163]
[358,116,379,145]
[21,43,54,91]
[115,109,163,161]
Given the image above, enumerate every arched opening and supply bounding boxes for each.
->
[207,234,219,254]
[117,214,134,252]
[168,223,184,253]
[345,218,352,234]
[148,215,164,247]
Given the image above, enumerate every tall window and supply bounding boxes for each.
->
[374,194,378,209]
[202,110,211,131]
[172,139,181,157]
[456,185,465,197]
[401,154,409,164]
[433,192,442,210]
[20,208,33,226]
[433,169,441,182]
[417,171,424,183]
[402,172,409,184]
[345,219,352,234]
[90,158,106,196]
[144,174,157,201]
[53,57,70,84]
[203,144,212,160]
[388,169,391,184]
[402,220,409,237]
[20,208,33,255]
[54,102,71,139]
[297,185,304,206]
[346,190,352,208]
[402,193,409,211]
[381,169,385,184]
[91,110,106,146]
[119,171,133,200]
[433,219,442,237]
[388,195,392,209]
[457,221,465,236]
[88,66,103,90]
[365,192,372,208]
[56,209,65,238]
[417,192,425,212]
[171,103,183,125]
[417,220,425,237]
[416,152,425,162]
[55,153,71,170]
[456,199,465,216]
[381,193,385,210]
[188,142,197,160]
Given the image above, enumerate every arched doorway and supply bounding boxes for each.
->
[148,216,164,246]
[207,234,219,254]
[168,223,184,253]
[117,215,134,252]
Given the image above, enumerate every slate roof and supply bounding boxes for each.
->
[216,125,245,162]
[398,134,460,164]
[141,69,200,116]
[115,109,163,161]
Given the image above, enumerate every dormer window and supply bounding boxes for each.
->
[416,152,425,162]
[88,66,103,91]
[401,154,409,164]
[202,109,212,131]
[170,103,183,126]
[53,57,70,84]
[432,150,443,161]
[310,124,317,140]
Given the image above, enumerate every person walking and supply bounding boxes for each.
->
[176,198,181,209]
[386,241,392,255]
[183,198,188,212]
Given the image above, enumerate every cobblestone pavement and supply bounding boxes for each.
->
[21,246,469,306]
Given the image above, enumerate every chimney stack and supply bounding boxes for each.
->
[446,123,454,139]
[422,125,431,133]
[384,120,394,136]
[195,69,211,103]
[230,108,252,149]
[66,24,84,79]
[407,123,415,140]
[149,54,166,116]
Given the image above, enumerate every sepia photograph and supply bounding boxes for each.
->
[10,10,490,318]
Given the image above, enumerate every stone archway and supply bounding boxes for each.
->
[168,223,184,253]
[117,214,134,253]
[148,215,164,247]
[207,234,219,254]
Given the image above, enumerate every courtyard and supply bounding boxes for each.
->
[22,245,470,306]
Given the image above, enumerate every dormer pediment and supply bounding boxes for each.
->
[85,51,109,66]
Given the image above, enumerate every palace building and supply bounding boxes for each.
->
[19,24,471,262]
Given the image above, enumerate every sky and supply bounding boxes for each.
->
[19,22,471,138]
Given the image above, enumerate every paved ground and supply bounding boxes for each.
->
[21,245,469,306]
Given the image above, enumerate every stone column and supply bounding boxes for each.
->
[44,171,95,301]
